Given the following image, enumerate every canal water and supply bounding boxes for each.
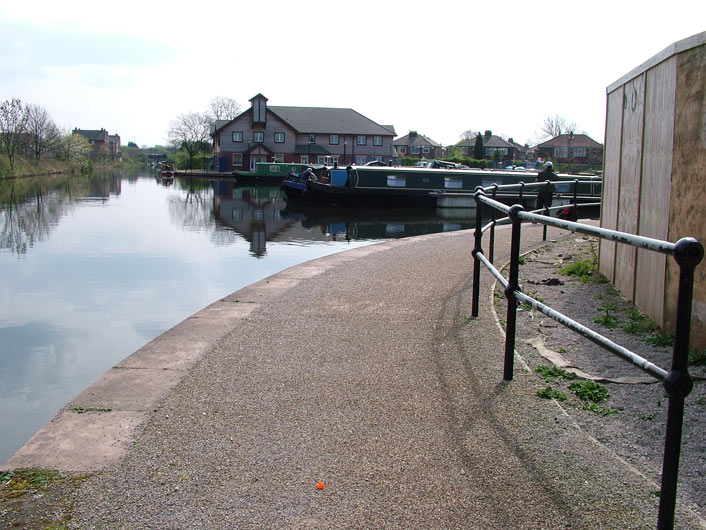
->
[0,169,475,464]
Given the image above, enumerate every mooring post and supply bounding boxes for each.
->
[503,204,524,381]
[658,238,703,529]
[471,188,485,318]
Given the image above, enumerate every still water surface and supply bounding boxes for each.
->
[0,170,474,463]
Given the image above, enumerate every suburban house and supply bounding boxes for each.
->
[392,131,444,160]
[534,133,603,166]
[456,131,520,164]
[211,94,396,172]
[72,128,121,160]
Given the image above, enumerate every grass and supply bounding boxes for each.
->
[569,380,609,403]
[646,332,674,347]
[536,364,576,382]
[1,468,64,499]
[537,386,567,401]
[582,402,619,416]
[689,347,706,367]
[593,302,620,328]
[621,308,656,335]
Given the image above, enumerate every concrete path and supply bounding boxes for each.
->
[5,224,702,528]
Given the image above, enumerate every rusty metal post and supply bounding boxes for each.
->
[658,238,704,529]
[503,204,524,380]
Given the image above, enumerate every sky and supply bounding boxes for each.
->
[1,0,704,148]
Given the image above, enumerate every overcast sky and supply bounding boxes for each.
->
[1,0,703,148]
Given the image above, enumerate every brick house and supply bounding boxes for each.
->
[72,128,121,160]
[392,131,443,160]
[212,94,396,171]
[456,131,519,164]
[534,133,603,165]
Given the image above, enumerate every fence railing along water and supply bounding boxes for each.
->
[470,181,703,530]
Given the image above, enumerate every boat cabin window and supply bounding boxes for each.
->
[444,176,463,189]
[269,165,280,173]
[387,175,406,187]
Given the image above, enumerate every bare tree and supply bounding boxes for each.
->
[460,130,478,141]
[539,114,578,139]
[167,112,212,169]
[0,98,29,172]
[25,104,61,163]
[208,96,241,123]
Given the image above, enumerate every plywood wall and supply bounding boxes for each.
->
[634,56,677,324]
[615,73,646,301]
[665,45,706,348]
[599,87,624,282]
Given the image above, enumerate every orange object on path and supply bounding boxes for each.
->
[316,482,325,490]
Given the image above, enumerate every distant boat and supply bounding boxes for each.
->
[233,162,322,185]
[160,163,175,178]
[281,163,602,208]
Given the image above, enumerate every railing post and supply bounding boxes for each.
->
[490,184,498,264]
[658,237,704,529]
[518,181,524,205]
[542,181,551,241]
[471,188,485,318]
[503,204,524,381]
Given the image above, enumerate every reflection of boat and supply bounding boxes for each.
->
[233,162,321,185]
[281,164,602,207]
[279,203,476,240]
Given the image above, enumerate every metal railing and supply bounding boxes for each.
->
[470,182,704,530]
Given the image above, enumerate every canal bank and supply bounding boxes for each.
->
[2,224,704,527]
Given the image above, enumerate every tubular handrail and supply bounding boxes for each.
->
[470,182,703,530]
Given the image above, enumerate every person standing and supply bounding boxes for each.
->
[536,161,558,210]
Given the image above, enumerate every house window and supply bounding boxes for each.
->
[232,153,243,167]
[274,132,285,143]
[300,155,309,164]
[373,135,382,146]
[398,146,407,154]
[555,146,568,157]
[329,134,339,145]
[254,132,264,143]
[461,147,468,155]
[318,156,339,164]
[411,146,420,155]
[444,176,463,189]
[422,146,430,154]
[309,134,315,144]
[573,147,587,157]
[356,135,367,145]
[387,175,406,187]
[356,156,367,165]
[232,131,243,143]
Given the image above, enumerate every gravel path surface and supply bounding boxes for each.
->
[29,224,705,528]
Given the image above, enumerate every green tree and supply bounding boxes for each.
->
[473,132,484,160]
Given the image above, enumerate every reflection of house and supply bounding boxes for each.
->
[457,131,519,164]
[392,131,443,159]
[72,128,121,160]
[212,94,396,172]
[534,133,602,165]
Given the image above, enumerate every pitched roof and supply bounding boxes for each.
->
[458,134,512,148]
[393,131,442,147]
[269,106,395,136]
[536,133,602,148]
[73,128,109,141]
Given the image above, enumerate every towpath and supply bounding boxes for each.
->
[5,223,701,528]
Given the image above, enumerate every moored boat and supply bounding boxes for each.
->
[281,164,602,208]
[233,162,321,185]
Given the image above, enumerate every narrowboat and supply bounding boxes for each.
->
[281,164,602,207]
[233,162,322,185]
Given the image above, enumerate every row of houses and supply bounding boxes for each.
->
[211,94,604,172]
